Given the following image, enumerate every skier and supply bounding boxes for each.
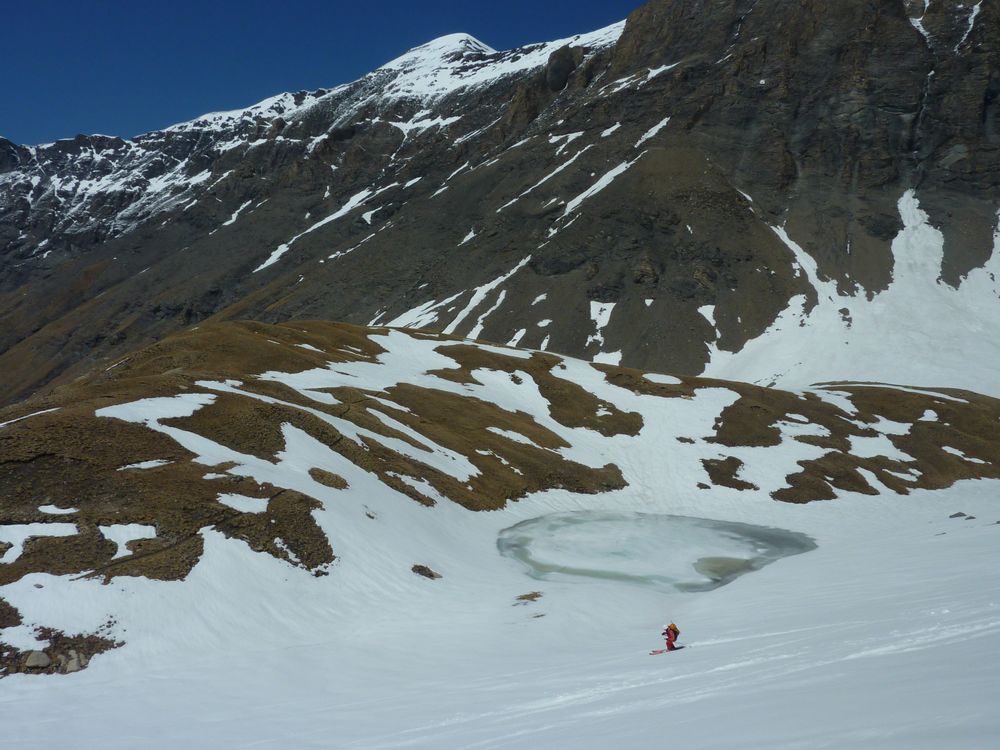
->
[662,622,680,651]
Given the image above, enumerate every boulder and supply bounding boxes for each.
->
[23,650,51,669]
[411,564,442,580]
[60,650,84,674]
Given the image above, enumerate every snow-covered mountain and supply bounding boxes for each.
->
[2,1,1000,746]
[1,0,998,406]
[1,322,998,747]
[0,22,621,249]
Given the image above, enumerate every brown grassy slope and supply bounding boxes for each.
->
[0,320,628,590]
[1,319,997,595]
[597,366,1000,502]
[1,319,998,675]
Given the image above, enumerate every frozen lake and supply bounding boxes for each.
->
[497,511,816,592]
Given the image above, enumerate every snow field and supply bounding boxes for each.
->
[1,329,998,748]
[3,476,997,748]
[703,192,1000,397]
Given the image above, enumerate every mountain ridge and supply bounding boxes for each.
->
[1,0,998,407]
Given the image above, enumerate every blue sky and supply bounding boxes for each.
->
[3,0,638,145]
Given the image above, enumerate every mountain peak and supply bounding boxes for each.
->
[373,21,623,102]
[383,32,498,68]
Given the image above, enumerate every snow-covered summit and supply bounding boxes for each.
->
[382,32,499,67]
[373,21,625,102]
[159,21,623,139]
[28,21,625,150]
[0,18,627,254]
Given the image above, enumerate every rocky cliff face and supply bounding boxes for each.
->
[0,0,997,406]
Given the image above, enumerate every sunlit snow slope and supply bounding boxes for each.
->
[1,322,998,748]
[701,191,1000,396]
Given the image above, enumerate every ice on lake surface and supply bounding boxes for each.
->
[497,511,816,592]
